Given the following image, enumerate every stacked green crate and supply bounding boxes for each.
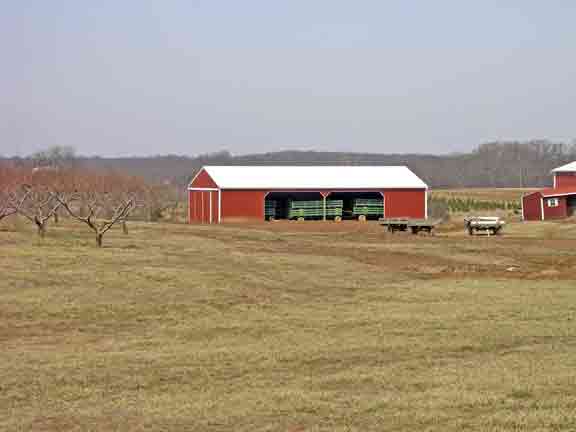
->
[326,200,343,217]
[288,200,322,219]
[288,200,343,219]
[353,198,384,216]
[265,200,279,219]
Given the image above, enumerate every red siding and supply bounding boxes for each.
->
[189,190,218,223]
[543,196,568,220]
[188,186,427,223]
[189,169,220,223]
[555,173,576,188]
[383,189,426,219]
[221,190,266,221]
[522,192,542,221]
[211,190,219,222]
[191,169,218,188]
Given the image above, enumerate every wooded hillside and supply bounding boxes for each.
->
[3,140,575,189]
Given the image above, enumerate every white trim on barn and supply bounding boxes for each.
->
[540,197,545,221]
[541,192,576,198]
[218,189,222,223]
[188,169,207,187]
[187,186,190,224]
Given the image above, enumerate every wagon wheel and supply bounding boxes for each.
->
[297,217,305,222]
[334,216,342,223]
[358,214,367,222]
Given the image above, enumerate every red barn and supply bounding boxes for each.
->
[188,166,428,224]
[522,161,576,221]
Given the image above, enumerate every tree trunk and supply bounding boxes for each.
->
[53,211,59,225]
[122,220,128,235]
[96,233,103,248]
[171,204,179,222]
[37,222,46,239]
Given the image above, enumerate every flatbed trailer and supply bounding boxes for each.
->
[379,218,439,234]
[464,216,505,236]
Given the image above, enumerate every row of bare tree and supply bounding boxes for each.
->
[0,165,179,247]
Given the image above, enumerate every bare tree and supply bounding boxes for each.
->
[53,170,139,247]
[140,183,181,222]
[0,166,31,225]
[17,185,61,239]
[28,146,77,169]
[56,191,135,247]
[0,191,23,223]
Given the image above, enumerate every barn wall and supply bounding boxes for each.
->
[555,173,576,188]
[522,193,542,221]
[191,169,218,188]
[189,190,218,223]
[543,196,568,220]
[189,187,427,223]
[383,189,426,219]
[221,190,266,221]
[211,190,219,222]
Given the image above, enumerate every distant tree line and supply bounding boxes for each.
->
[2,140,575,189]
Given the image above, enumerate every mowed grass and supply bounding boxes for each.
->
[2,219,576,431]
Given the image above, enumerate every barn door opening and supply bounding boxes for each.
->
[264,192,325,221]
[568,196,576,216]
[326,192,384,220]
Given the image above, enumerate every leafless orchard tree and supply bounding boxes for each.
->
[53,172,140,247]
[141,183,181,222]
[4,167,73,238]
[1,161,164,246]
[0,189,27,224]
[57,193,135,247]
[104,189,141,235]
[0,167,39,228]
[17,185,62,239]
[0,166,18,223]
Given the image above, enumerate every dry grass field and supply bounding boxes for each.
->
[2,214,576,431]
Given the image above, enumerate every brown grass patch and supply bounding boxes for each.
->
[1,218,576,430]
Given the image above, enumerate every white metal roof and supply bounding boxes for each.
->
[192,166,427,190]
[552,161,576,173]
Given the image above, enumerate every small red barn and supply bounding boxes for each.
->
[188,166,428,224]
[522,161,576,221]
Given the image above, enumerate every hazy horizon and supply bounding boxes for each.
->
[2,1,576,157]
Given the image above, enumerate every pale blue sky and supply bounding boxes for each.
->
[2,1,575,156]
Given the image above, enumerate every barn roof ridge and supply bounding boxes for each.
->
[552,161,576,173]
